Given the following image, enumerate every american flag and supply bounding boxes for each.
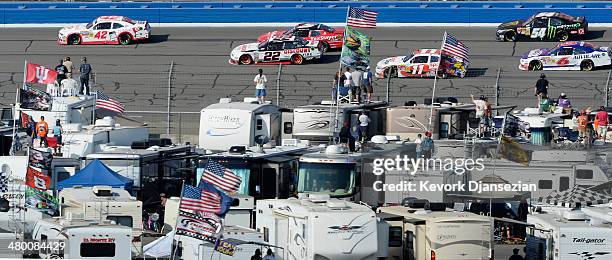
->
[202,161,242,194]
[441,32,470,62]
[347,7,378,29]
[96,90,125,114]
[180,184,222,214]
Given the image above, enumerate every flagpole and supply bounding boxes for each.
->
[171,179,186,260]
[332,6,351,145]
[12,60,26,152]
[428,31,446,130]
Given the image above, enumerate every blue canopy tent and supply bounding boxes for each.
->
[57,159,133,191]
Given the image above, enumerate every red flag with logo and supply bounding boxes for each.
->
[25,63,58,85]
[25,166,50,190]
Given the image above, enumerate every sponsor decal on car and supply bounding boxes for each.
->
[283,48,310,54]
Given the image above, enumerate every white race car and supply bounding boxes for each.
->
[375,49,468,78]
[230,37,323,65]
[58,16,150,45]
[519,41,611,71]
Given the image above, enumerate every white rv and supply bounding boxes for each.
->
[527,208,612,260]
[255,194,381,260]
[185,226,267,260]
[20,96,96,127]
[199,99,282,151]
[378,205,494,260]
[32,217,133,259]
[59,186,142,238]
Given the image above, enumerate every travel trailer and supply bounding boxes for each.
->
[31,217,133,259]
[199,99,284,151]
[526,208,612,260]
[255,194,382,260]
[59,186,143,238]
[290,101,387,143]
[378,205,494,260]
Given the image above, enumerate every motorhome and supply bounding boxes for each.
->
[199,98,284,151]
[185,225,266,260]
[378,205,493,260]
[59,186,142,238]
[32,217,133,259]
[526,208,612,260]
[255,194,381,260]
[289,101,387,143]
[164,195,253,228]
[19,95,96,127]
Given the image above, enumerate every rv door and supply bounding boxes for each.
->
[255,114,272,143]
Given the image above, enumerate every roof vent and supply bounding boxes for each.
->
[325,145,348,155]
[563,210,587,221]
[327,200,349,209]
[243,97,259,103]
[308,193,330,202]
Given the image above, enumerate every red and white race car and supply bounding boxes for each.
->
[257,23,344,52]
[58,16,150,45]
[230,37,322,65]
[375,49,468,78]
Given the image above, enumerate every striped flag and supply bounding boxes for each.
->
[202,161,242,194]
[347,7,378,29]
[180,184,222,214]
[96,90,125,114]
[441,32,470,62]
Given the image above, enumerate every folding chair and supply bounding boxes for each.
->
[46,83,59,97]
[337,85,351,103]
[466,118,481,137]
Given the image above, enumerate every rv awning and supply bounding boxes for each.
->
[537,186,612,208]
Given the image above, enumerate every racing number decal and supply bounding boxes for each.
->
[409,64,428,75]
[94,31,108,39]
[263,52,281,62]
[531,28,546,39]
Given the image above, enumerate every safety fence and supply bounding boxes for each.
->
[1,1,612,25]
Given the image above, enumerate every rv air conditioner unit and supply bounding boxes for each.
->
[131,141,149,149]
[243,97,259,103]
[95,116,116,128]
[219,98,232,103]
[425,202,447,211]
[563,210,587,221]
[403,198,429,209]
[229,146,246,154]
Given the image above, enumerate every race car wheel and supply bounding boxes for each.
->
[504,31,517,42]
[581,60,594,71]
[239,54,253,65]
[119,34,132,45]
[67,34,81,45]
[529,61,543,71]
[320,42,330,53]
[291,54,304,65]
[384,66,397,78]
[557,31,569,42]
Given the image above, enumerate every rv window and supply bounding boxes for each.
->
[283,122,293,134]
[559,177,570,191]
[80,243,115,257]
[538,180,553,189]
[256,119,263,131]
[57,171,71,182]
[576,169,593,179]
[388,226,402,247]
[106,216,133,228]
[41,234,47,241]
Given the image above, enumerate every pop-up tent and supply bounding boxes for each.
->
[57,159,133,191]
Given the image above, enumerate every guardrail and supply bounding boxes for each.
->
[1,1,612,25]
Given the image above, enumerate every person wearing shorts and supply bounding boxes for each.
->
[254,69,267,103]
[363,66,373,102]
[596,106,608,141]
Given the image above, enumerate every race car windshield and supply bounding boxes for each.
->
[122,17,135,24]
[295,38,309,46]
[283,28,296,36]
[258,41,267,49]
[319,24,334,32]
[86,21,95,29]
[402,55,414,62]
[524,15,537,25]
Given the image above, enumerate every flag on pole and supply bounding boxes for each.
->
[347,7,378,29]
[180,184,223,214]
[201,160,242,194]
[175,210,221,243]
[441,32,470,62]
[96,90,125,114]
[25,63,58,85]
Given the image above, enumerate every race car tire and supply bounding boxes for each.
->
[239,54,253,65]
[529,61,543,71]
[384,66,397,78]
[320,42,330,53]
[291,54,304,65]
[557,31,569,42]
[581,60,594,71]
[504,31,517,42]
[67,34,81,45]
[119,34,132,45]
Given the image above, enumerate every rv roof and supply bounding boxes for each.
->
[205,146,308,160]
[85,145,192,159]
[41,217,133,229]
[60,186,137,203]
[202,102,278,112]
[378,206,492,223]
[528,211,612,229]
[264,198,373,215]
[295,101,387,110]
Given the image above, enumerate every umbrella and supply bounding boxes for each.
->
[538,186,612,208]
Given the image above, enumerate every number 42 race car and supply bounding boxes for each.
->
[519,41,611,71]
[230,37,323,65]
[58,16,151,45]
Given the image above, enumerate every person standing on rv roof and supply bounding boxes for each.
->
[344,67,353,100]
[414,133,423,158]
[79,57,92,96]
[254,69,268,104]
[363,66,374,103]
[596,106,608,141]
[534,73,548,102]
[358,112,370,143]
[351,68,363,103]
[471,94,490,135]
[577,109,589,141]
[63,57,74,79]
[52,119,62,155]
[251,249,262,260]
[421,131,434,159]
[263,249,275,260]
[557,93,572,113]
[35,116,49,148]
[54,59,68,86]
[339,121,356,152]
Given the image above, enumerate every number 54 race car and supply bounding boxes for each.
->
[58,16,150,45]
[375,49,468,78]
[496,12,587,42]
[519,41,611,71]
[230,37,323,65]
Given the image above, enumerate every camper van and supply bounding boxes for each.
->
[199,99,284,151]
[290,101,386,143]
[527,208,612,260]
[255,194,381,260]
[378,205,494,260]
[59,186,142,238]
[32,217,132,259]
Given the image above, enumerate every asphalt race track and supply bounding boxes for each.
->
[0,27,610,136]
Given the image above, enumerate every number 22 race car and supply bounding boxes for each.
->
[257,23,344,53]
[58,16,151,45]
[519,41,611,71]
[230,37,323,65]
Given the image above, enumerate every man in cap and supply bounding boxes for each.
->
[534,73,548,103]
[79,57,92,95]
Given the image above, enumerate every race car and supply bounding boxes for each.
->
[230,37,323,65]
[375,49,468,78]
[496,12,587,42]
[58,16,150,45]
[257,23,344,52]
[519,41,610,71]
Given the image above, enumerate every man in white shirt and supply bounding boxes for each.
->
[351,69,363,103]
[60,76,79,97]
[358,112,370,143]
[254,69,267,104]
[343,67,353,92]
